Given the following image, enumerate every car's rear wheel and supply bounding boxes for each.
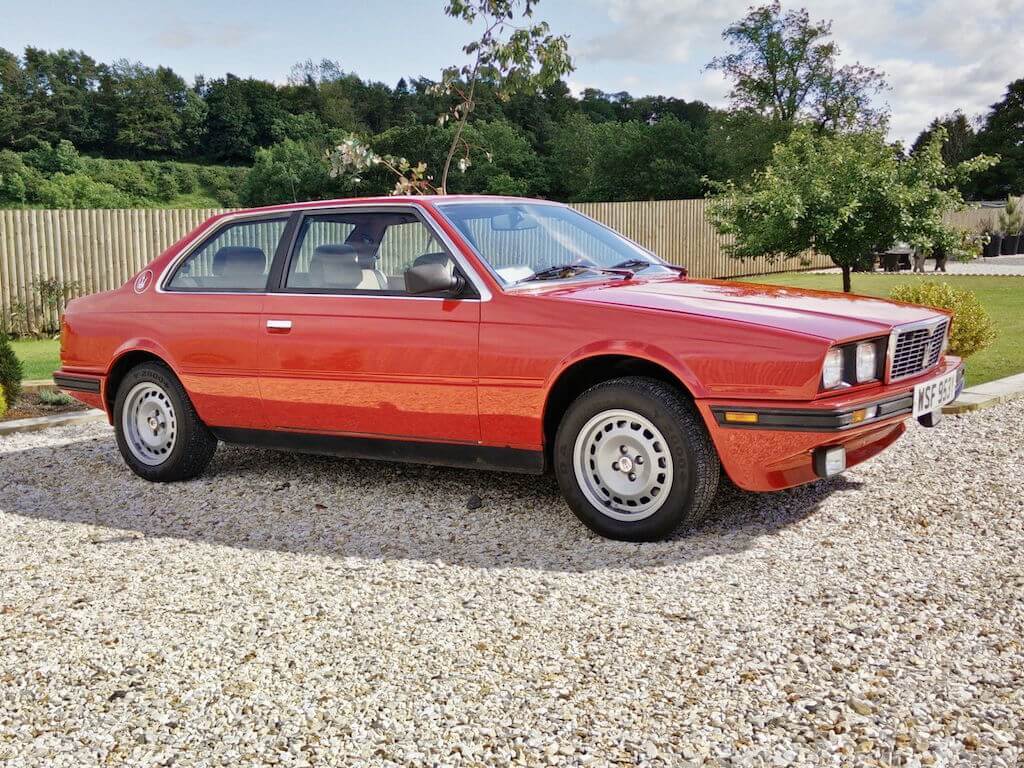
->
[553,376,719,541]
[114,361,217,482]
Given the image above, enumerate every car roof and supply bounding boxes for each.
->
[219,195,564,219]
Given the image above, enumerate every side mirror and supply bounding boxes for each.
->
[404,262,465,295]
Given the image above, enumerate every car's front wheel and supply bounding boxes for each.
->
[113,361,217,482]
[553,376,720,541]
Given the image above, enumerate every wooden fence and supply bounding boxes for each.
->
[0,201,997,333]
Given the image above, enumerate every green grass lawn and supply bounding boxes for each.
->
[737,272,1023,387]
[11,338,60,381]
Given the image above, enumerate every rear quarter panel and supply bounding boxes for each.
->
[60,212,267,428]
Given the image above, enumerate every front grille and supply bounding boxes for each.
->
[888,320,948,381]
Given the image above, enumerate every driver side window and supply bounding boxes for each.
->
[284,212,456,294]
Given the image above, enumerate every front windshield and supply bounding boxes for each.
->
[435,201,673,285]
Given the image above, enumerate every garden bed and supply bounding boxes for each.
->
[2,388,88,423]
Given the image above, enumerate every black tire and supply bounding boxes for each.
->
[113,361,217,482]
[553,376,720,541]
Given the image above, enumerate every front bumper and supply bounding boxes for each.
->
[699,357,964,491]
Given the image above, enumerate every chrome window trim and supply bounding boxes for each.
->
[155,202,492,302]
[885,316,949,383]
[157,210,291,294]
[433,199,670,291]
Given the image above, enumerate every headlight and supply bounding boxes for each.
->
[822,348,844,389]
[855,342,877,382]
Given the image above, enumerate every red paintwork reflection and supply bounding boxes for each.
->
[57,195,958,492]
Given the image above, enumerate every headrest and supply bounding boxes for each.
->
[312,243,357,260]
[310,243,362,288]
[212,246,266,277]
[347,240,379,269]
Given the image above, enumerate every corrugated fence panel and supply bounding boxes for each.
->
[0,202,999,331]
[0,208,225,332]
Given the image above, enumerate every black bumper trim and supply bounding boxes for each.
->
[711,366,964,433]
[711,393,913,432]
[54,374,101,394]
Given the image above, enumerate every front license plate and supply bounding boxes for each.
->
[912,370,958,418]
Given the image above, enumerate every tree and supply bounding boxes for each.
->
[101,62,196,158]
[549,116,710,202]
[708,2,887,131]
[21,48,105,151]
[327,0,572,195]
[243,139,345,205]
[202,75,285,162]
[706,109,791,184]
[970,78,1024,200]
[707,128,995,292]
[911,111,975,167]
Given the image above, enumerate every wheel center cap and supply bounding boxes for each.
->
[618,456,634,473]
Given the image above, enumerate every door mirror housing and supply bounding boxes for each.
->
[404,262,465,296]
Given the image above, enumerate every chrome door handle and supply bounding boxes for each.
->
[266,319,292,331]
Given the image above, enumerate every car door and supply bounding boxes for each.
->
[155,215,289,429]
[258,206,482,443]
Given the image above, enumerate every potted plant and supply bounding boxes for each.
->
[981,222,1002,257]
[998,197,1022,255]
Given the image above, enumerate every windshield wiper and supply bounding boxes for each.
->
[611,258,655,271]
[613,258,689,278]
[517,263,634,284]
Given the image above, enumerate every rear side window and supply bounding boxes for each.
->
[166,218,287,292]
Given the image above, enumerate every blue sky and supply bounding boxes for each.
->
[3,0,1022,143]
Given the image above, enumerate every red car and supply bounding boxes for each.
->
[57,196,964,540]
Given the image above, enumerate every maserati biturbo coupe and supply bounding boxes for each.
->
[56,196,964,540]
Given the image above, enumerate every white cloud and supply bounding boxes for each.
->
[579,0,1024,142]
[151,19,254,51]
[581,0,747,63]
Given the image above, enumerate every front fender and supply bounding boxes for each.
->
[543,340,707,400]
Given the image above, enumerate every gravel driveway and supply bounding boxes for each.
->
[2,401,1022,767]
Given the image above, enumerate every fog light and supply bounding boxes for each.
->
[814,446,847,478]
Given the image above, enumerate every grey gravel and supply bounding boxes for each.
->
[1,399,1022,767]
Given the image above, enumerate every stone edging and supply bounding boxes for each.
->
[21,379,55,394]
[943,372,1024,414]
[0,409,107,436]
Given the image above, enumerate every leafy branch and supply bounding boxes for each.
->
[326,0,572,195]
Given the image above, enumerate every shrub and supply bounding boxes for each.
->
[889,282,997,359]
[38,388,75,407]
[37,173,133,208]
[0,383,6,419]
[152,164,180,200]
[24,140,82,175]
[80,157,156,199]
[0,149,29,204]
[0,332,23,404]
[170,163,199,195]
[197,165,249,208]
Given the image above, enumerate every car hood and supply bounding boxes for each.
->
[534,277,944,341]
